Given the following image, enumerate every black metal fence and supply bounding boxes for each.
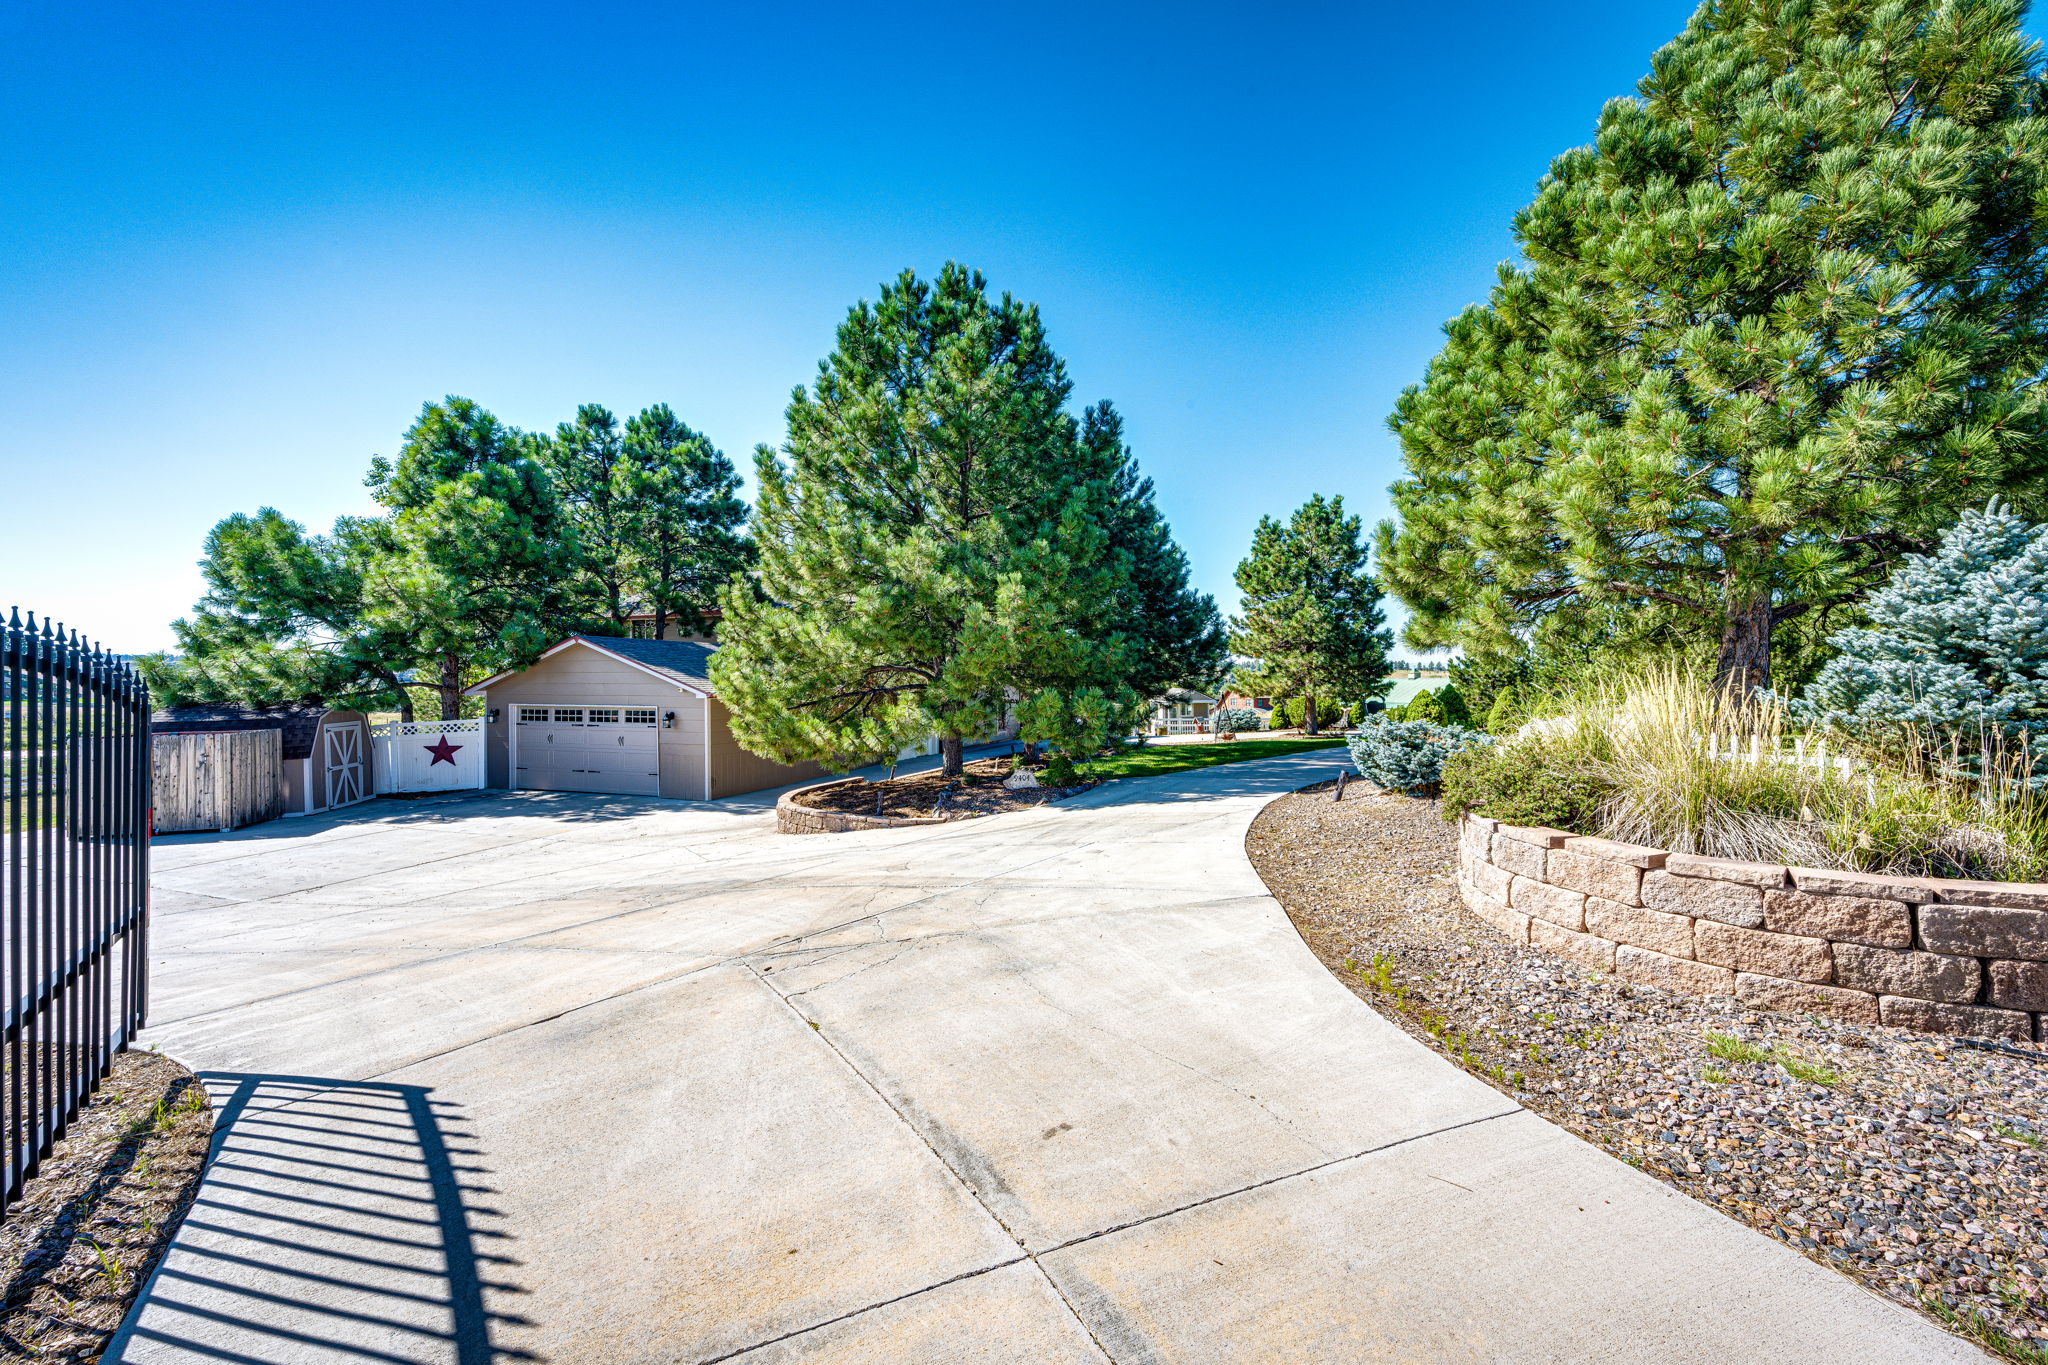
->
[1,610,151,1215]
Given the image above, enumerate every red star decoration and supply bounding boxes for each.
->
[423,736,463,766]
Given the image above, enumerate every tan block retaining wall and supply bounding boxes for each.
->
[775,778,954,835]
[1455,814,2048,1044]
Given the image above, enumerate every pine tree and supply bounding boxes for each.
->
[366,397,576,718]
[1230,495,1394,735]
[1379,0,2048,694]
[709,265,1135,778]
[1081,403,1228,693]
[618,405,751,640]
[538,404,635,631]
[139,510,418,716]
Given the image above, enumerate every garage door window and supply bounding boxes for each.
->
[517,706,549,722]
[587,708,619,724]
[552,708,585,723]
[623,708,657,725]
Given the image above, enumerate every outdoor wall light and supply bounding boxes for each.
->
[663,711,676,729]
[486,708,500,724]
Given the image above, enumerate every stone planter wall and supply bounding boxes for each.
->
[1456,814,2048,1044]
[775,778,953,835]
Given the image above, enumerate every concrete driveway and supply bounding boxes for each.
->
[111,753,1984,1363]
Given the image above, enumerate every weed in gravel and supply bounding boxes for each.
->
[1703,1066,1732,1084]
[1705,1030,1774,1064]
[1996,1121,2044,1150]
[1778,1053,1840,1088]
[1921,1295,2048,1365]
[84,1239,124,1290]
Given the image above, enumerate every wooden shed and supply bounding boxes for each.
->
[151,704,375,829]
[465,635,826,801]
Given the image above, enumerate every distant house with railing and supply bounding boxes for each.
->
[1147,688,1218,736]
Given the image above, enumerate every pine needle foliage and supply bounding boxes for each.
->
[710,265,1219,776]
[1379,0,2048,692]
[1230,495,1394,736]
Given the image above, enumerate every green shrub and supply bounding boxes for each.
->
[1484,685,1523,734]
[1270,696,1340,730]
[1440,736,1610,831]
[1399,689,1448,724]
[1347,716,1486,794]
[1435,683,1472,727]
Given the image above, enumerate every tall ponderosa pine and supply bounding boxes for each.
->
[366,397,576,718]
[711,265,1191,778]
[538,404,635,631]
[140,510,419,716]
[619,405,751,639]
[1082,403,1229,694]
[1379,0,2048,692]
[1230,495,1394,735]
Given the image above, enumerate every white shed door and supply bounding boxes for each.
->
[514,706,660,796]
[324,722,368,808]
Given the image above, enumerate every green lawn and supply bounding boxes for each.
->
[1082,735,1348,782]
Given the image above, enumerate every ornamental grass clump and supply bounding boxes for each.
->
[1444,664,2048,881]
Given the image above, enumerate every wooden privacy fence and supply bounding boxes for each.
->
[151,729,282,833]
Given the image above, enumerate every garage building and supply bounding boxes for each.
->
[465,635,825,801]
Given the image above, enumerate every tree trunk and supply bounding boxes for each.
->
[437,655,464,721]
[939,734,964,780]
[1715,594,1773,697]
[399,698,415,723]
[1303,696,1319,736]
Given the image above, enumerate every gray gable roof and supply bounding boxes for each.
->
[569,635,717,695]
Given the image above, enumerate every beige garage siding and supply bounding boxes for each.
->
[479,648,709,801]
[708,699,826,799]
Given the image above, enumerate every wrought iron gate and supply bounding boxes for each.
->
[1,610,151,1214]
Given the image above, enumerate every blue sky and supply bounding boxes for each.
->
[6,0,1961,653]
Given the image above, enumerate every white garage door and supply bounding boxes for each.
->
[513,706,661,796]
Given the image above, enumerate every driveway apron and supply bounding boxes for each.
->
[107,754,1989,1363]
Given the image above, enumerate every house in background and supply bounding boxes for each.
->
[1216,688,1274,722]
[1147,688,1217,736]
[465,635,825,801]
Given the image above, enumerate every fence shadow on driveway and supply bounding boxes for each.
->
[107,1073,539,1364]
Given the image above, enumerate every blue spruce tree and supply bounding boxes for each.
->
[1798,504,2048,772]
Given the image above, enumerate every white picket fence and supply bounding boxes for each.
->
[371,718,485,795]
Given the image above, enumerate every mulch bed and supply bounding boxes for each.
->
[0,1050,213,1362]
[793,756,1094,820]
[1248,782,2048,1363]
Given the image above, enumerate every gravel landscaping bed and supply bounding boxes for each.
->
[1249,782,2048,1363]
[0,1049,213,1362]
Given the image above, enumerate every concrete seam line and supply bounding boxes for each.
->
[1034,1108,1524,1257]
[738,961,1125,1362]
[154,837,1065,1029]
[682,1254,1031,1365]
[739,958,1030,1239]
